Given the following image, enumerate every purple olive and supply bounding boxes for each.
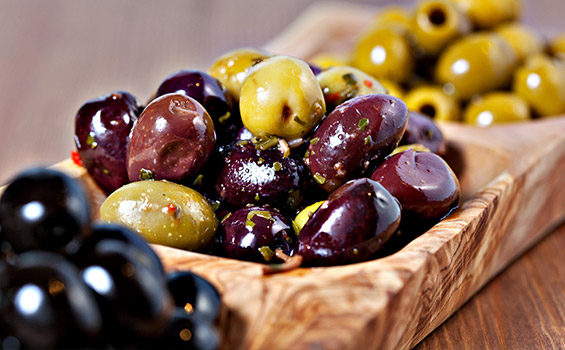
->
[74,91,141,192]
[155,70,239,145]
[305,94,408,193]
[296,178,401,266]
[127,93,215,183]
[214,141,307,213]
[399,111,446,155]
[371,149,460,230]
[218,206,294,263]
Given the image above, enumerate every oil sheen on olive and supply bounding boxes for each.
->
[305,94,409,193]
[99,180,218,251]
[296,178,401,266]
[74,91,141,193]
[399,111,446,155]
[371,149,460,230]
[127,93,215,183]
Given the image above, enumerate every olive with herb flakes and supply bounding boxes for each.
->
[305,94,409,193]
[217,206,294,263]
[399,111,446,155]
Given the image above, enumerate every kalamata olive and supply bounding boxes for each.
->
[155,70,238,145]
[127,93,215,183]
[0,168,91,255]
[214,141,307,213]
[218,206,294,263]
[371,149,460,231]
[296,178,401,266]
[305,94,409,193]
[100,180,218,251]
[0,251,102,348]
[167,271,222,323]
[74,91,141,193]
[399,111,446,155]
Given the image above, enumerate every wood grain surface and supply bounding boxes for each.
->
[1,1,565,349]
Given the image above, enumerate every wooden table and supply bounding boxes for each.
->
[0,1,563,348]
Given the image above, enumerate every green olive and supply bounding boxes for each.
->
[435,33,518,100]
[495,22,545,63]
[463,92,530,125]
[512,54,565,117]
[412,0,471,57]
[239,55,326,142]
[292,201,325,235]
[209,47,270,101]
[447,0,521,29]
[403,85,460,121]
[352,26,414,83]
[316,65,387,111]
[100,180,218,251]
[309,52,351,69]
[549,34,565,59]
[371,5,412,33]
[380,79,405,99]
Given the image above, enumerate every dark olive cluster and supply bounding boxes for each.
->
[0,168,221,349]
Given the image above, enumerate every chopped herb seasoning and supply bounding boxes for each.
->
[304,150,310,158]
[255,210,272,220]
[313,172,326,185]
[218,111,232,124]
[103,169,110,175]
[278,138,291,158]
[342,73,358,86]
[236,140,249,147]
[257,157,265,165]
[139,168,154,181]
[364,135,373,145]
[258,246,275,261]
[255,136,279,150]
[86,132,98,149]
[310,137,319,145]
[211,201,221,211]
[358,118,369,131]
[254,193,260,201]
[245,219,256,228]
[220,212,232,223]
[273,161,282,171]
[293,116,306,125]
[192,174,204,187]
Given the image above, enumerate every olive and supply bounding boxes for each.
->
[167,271,221,323]
[371,5,412,32]
[296,178,401,266]
[435,33,518,100]
[292,201,325,235]
[0,251,102,348]
[305,94,408,193]
[214,141,307,213]
[512,54,565,117]
[403,85,460,121]
[316,65,387,112]
[239,55,326,142]
[447,0,521,29]
[0,168,91,255]
[495,23,545,63]
[100,180,218,251]
[412,0,471,57]
[550,34,565,59]
[127,93,216,183]
[217,206,294,263]
[208,47,270,101]
[380,79,405,100]
[74,91,141,193]
[463,91,530,125]
[352,26,414,83]
[309,52,351,70]
[399,111,446,155]
[371,149,460,231]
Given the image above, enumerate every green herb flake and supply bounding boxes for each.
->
[258,246,275,262]
[342,73,358,86]
[254,193,260,201]
[364,135,373,145]
[358,118,369,131]
[103,169,110,175]
[218,111,232,124]
[294,116,306,125]
[236,140,249,147]
[192,174,204,187]
[139,168,154,181]
[255,136,279,151]
[257,157,265,165]
[245,219,256,228]
[310,137,319,145]
[273,161,282,171]
[255,210,272,220]
[313,172,326,185]
[304,150,310,158]
[211,201,221,212]
[220,212,232,223]
[86,132,98,149]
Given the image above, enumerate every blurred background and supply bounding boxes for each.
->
[0,0,564,185]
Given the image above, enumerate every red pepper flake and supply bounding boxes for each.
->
[167,203,177,214]
[71,150,83,166]
[364,80,373,88]
[326,92,341,102]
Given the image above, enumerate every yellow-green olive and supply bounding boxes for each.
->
[463,92,530,125]
[316,65,387,111]
[512,54,565,117]
[412,0,471,57]
[390,143,432,156]
[239,55,326,142]
[403,85,460,121]
[292,201,325,235]
[435,33,518,100]
[309,52,351,69]
[209,47,270,101]
[380,79,405,99]
[549,34,565,59]
[100,180,218,251]
[352,26,414,83]
[447,0,521,29]
[495,22,545,63]
[371,5,413,33]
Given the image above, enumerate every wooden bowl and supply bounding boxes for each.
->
[2,3,565,349]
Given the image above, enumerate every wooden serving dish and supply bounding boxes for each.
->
[3,3,565,349]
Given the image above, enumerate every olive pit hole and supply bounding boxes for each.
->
[428,7,447,26]
[420,104,437,118]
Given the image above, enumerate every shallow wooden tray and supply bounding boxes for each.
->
[3,3,565,349]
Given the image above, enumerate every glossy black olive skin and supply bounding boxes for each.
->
[167,271,222,323]
[399,111,446,155]
[296,178,401,266]
[127,93,216,183]
[155,70,238,145]
[75,91,141,193]
[0,168,91,255]
[0,251,102,349]
[371,149,460,231]
[305,94,408,193]
[217,206,294,263]
[215,142,307,213]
